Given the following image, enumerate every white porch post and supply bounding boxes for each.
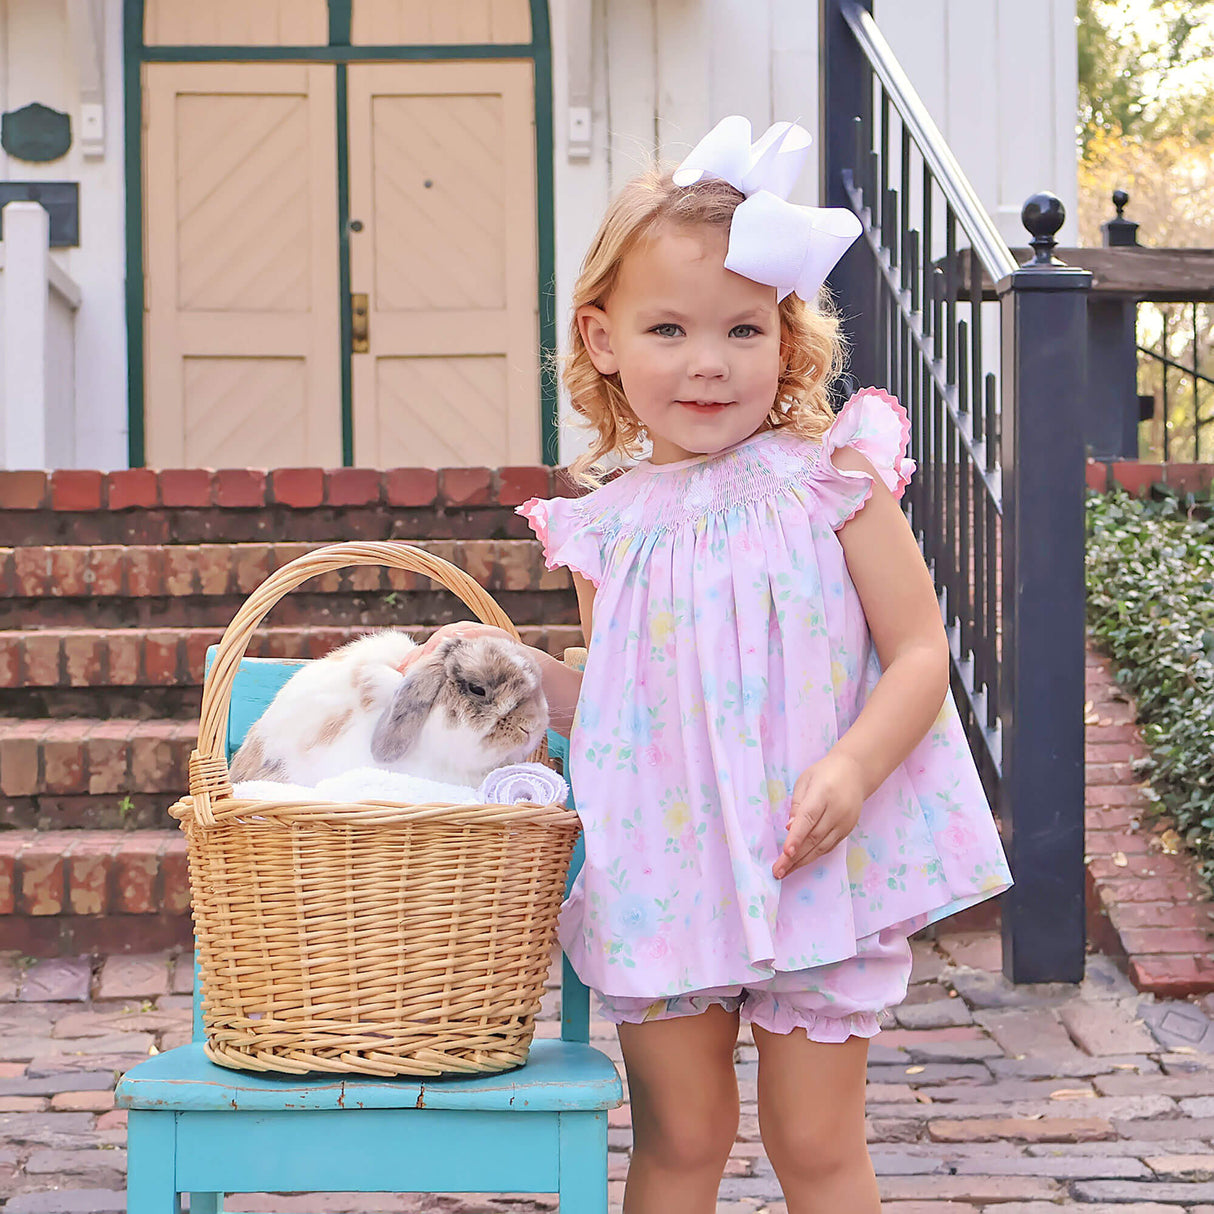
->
[2,200,51,470]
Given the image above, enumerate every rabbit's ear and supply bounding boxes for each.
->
[370,652,447,763]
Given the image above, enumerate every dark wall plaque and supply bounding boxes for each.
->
[1,102,72,162]
[0,183,80,247]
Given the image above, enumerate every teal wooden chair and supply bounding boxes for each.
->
[116,654,621,1213]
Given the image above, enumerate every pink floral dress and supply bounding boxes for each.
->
[519,388,1013,1000]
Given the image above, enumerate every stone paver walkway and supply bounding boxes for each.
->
[2,926,1214,1212]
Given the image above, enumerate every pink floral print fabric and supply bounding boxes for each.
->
[519,388,1013,1001]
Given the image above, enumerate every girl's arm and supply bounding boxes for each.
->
[775,446,949,878]
[828,446,950,795]
[533,569,595,737]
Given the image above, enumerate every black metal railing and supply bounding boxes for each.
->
[1139,301,1214,462]
[823,0,1092,983]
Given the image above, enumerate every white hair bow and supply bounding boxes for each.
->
[673,116,862,303]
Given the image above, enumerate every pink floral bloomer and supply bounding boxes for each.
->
[519,388,1014,1042]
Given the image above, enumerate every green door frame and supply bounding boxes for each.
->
[122,0,558,467]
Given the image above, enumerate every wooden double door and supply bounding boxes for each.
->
[143,61,540,468]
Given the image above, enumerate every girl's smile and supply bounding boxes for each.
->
[576,225,783,465]
[677,399,733,413]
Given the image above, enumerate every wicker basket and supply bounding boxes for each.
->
[172,541,581,1078]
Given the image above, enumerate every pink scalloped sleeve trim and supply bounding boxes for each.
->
[516,497,604,588]
[817,387,916,528]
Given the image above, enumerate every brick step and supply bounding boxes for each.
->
[1083,647,1214,999]
[0,466,569,546]
[0,717,195,831]
[0,829,191,955]
[0,538,576,630]
[0,622,586,718]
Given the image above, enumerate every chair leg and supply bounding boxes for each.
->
[557,1112,609,1213]
[126,1110,181,1213]
[187,1196,223,1213]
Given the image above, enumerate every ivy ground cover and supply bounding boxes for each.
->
[1086,490,1214,885]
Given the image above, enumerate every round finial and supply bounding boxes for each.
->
[1102,188,1139,246]
[1021,191,1065,265]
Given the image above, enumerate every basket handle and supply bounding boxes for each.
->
[189,541,520,824]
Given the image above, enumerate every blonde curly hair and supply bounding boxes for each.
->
[564,169,846,486]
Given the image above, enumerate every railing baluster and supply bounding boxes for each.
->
[972,458,986,707]
[900,124,911,292]
[984,371,998,736]
[984,372,997,475]
[869,151,881,229]
[880,91,890,236]
[971,247,984,443]
[1162,311,1170,461]
[886,189,899,269]
[945,206,957,386]
[957,323,971,660]
[921,166,933,343]
[852,117,866,210]
[1193,301,1201,461]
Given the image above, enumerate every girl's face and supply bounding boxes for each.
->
[577,224,782,465]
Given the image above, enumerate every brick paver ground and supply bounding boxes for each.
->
[2,926,1214,1212]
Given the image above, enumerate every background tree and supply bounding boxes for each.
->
[1077,1,1214,461]
[1078,0,1214,157]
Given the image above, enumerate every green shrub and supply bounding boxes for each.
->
[1085,489,1214,887]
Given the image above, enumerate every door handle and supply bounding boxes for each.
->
[351,292,369,353]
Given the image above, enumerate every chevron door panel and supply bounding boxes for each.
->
[144,64,342,467]
[183,358,309,467]
[174,93,311,311]
[144,0,328,45]
[351,0,531,46]
[371,93,506,312]
[348,62,539,466]
[373,356,508,466]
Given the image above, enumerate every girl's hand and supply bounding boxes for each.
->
[773,752,867,879]
[398,621,517,673]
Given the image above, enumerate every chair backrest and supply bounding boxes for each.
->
[197,648,591,1047]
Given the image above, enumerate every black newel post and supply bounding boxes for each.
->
[820,0,877,391]
[998,193,1092,984]
[1086,189,1142,459]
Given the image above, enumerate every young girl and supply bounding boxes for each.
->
[420,118,1012,1214]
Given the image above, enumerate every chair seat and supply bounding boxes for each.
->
[117,1038,622,1114]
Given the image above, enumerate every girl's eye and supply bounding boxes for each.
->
[649,323,683,338]
[731,324,761,338]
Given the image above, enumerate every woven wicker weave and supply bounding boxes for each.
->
[171,541,581,1078]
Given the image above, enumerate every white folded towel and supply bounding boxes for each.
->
[231,780,328,802]
[315,767,478,805]
[477,762,569,806]
[232,765,567,808]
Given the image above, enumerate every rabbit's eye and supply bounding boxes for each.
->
[468,682,487,697]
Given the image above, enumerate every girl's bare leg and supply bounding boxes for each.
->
[753,1025,880,1214]
[617,1003,741,1214]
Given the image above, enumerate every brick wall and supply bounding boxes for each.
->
[1086,459,1214,496]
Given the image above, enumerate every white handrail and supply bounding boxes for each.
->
[0,201,80,469]
[48,257,82,311]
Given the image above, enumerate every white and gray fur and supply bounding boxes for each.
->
[229,629,548,789]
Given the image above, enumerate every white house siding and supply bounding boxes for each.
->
[0,0,128,470]
[873,0,1078,250]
